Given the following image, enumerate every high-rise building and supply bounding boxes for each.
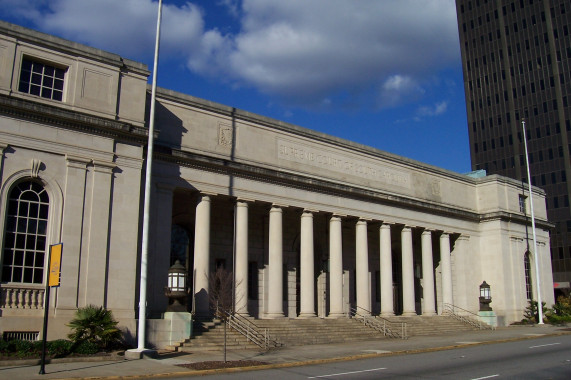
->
[456,0,571,293]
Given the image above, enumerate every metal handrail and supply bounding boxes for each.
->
[215,306,282,349]
[349,306,407,339]
[442,303,495,330]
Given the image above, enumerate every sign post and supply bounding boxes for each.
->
[39,243,62,375]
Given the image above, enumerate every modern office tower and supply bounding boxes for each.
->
[456,0,571,291]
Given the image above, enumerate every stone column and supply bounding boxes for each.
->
[328,215,344,318]
[421,229,436,316]
[193,194,212,317]
[235,200,249,315]
[266,205,284,318]
[401,226,416,316]
[356,219,370,314]
[440,233,453,307]
[380,223,394,316]
[299,210,316,318]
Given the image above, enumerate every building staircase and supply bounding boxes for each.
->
[169,313,488,352]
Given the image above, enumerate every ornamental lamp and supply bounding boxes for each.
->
[165,260,188,312]
[479,281,492,311]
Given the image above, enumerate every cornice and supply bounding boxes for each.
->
[0,94,149,144]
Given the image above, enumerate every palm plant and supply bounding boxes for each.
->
[67,305,122,349]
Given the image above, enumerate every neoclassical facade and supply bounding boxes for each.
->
[0,22,555,343]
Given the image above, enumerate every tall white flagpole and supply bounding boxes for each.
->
[522,119,544,324]
[128,0,163,357]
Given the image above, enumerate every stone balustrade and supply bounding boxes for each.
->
[0,285,45,309]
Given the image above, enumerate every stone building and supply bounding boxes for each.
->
[0,21,554,345]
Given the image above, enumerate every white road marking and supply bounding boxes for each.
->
[471,375,499,380]
[362,349,391,354]
[529,342,560,349]
[456,341,480,344]
[524,333,546,336]
[307,367,386,378]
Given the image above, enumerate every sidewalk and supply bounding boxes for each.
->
[1,324,569,379]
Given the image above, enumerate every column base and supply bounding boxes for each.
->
[380,312,395,317]
[402,311,418,316]
[327,312,346,319]
[421,311,437,316]
[297,312,317,319]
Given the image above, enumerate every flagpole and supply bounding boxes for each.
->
[127,0,163,358]
[522,119,544,324]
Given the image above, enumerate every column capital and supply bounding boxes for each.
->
[421,228,436,234]
[330,213,347,220]
[236,197,256,204]
[199,191,217,197]
[302,208,318,214]
[271,203,288,209]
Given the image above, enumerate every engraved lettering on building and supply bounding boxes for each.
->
[277,139,411,189]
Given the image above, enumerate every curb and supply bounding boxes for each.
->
[44,330,571,380]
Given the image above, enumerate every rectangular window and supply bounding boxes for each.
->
[519,195,527,213]
[18,58,65,101]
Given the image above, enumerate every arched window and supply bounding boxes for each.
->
[1,180,49,284]
[524,251,532,300]
[170,224,189,267]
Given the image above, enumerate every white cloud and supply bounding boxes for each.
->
[1,0,460,107]
[417,101,448,117]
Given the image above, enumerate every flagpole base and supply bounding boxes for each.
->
[125,348,158,360]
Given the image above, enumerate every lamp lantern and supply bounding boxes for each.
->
[479,281,492,311]
[165,260,188,312]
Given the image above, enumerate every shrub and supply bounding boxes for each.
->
[72,340,99,355]
[523,300,548,323]
[47,339,73,357]
[67,305,122,350]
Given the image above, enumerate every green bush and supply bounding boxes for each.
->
[72,340,99,355]
[523,300,548,323]
[67,305,122,350]
[47,339,73,357]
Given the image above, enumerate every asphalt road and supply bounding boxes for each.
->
[172,335,571,379]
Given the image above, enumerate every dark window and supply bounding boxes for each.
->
[18,58,65,101]
[2,180,49,284]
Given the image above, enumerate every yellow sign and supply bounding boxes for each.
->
[48,243,62,287]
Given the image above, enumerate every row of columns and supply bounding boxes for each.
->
[191,194,454,318]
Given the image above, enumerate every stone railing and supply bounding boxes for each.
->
[0,285,45,309]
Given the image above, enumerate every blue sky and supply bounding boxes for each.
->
[1,0,471,173]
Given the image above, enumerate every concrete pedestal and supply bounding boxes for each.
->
[478,310,498,327]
